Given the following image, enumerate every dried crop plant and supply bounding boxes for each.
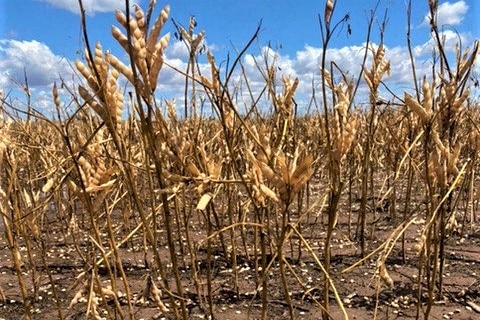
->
[404,1,479,317]
[0,108,68,319]
[49,95,136,319]
[357,38,390,257]
[195,35,296,318]
[72,0,188,318]
[317,1,363,317]
[464,126,480,228]
[0,115,35,318]
[319,71,358,320]
[191,23,331,317]
[172,15,205,118]
[248,85,315,318]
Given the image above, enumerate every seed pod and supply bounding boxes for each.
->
[42,178,54,193]
[422,76,433,113]
[259,184,279,202]
[134,5,146,33]
[75,60,91,80]
[147,5,170,54]
[414,233,426,254]
[107,53,135,85]
[52,83,61,108]
[115,10,128,28]
[325,0,334,25]
[379,263,394,289]
[405,93,430,124]
[111,26,129,52]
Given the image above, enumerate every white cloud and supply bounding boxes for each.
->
[152,29,474,107]
[35,0,125,15]
[165,41,191,60]
[294,46,322,76]
[158,40,210,95]
[0,39,72,88]
[414,29,468,57]
[150,32,480,112]
[423,1,469,26]
[2,32,477,115]
[156,41,422,111]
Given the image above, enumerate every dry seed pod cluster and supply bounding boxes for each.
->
[405,77,434,124]
[198,52,236,130]
[408,76,471,187]
[201,52,220,95]
[363,43,390,96]
[428,138,462,188]
[276,76,299,120]
[185,143,222,196]
[178,15,205,54]
[76,43,124,132]
[246,149,280,206]
[455,42,479,81]
[109,4,170,100]
[21,188,41,238]
[331,81,357,163]
[438,81,469,119]
[247,126,314,205]
[333,80,353,118]
[69,128,116,194]
[69,281,118,318]
[135,275,169,313]
[156,100,195,168]
[154,105,197,175]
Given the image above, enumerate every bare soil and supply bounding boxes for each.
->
[1,193,479,320]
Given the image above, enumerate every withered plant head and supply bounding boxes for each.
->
[110,3,170,100]
[364,43,390,102]
[75,43,124,133]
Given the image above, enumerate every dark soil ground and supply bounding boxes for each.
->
[1,193,479,320]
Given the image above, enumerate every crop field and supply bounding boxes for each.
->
[0,0,479,319]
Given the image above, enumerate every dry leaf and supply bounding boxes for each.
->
[186,162,201,177]
[259,184,279,202]
[379,263,394,289]
[196,193,212,211]
[291,154,314,193]
[85,179,116,193]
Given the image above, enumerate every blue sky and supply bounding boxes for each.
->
[0,0,479,113]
